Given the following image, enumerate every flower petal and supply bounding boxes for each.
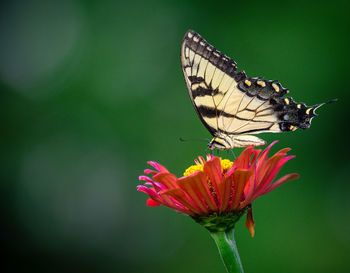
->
[139,175,154,183]
[254,155,295,199]
[256,140,278,171]
[245,205,255,237]
[177,173,210,214]
[152,173,178,189]
[218,175,234,212]
[137,185,158,198]
[144,169,157,175]
[161,188,201,215]
[261,173,300,195]
[181,171,218,212]
[240,169,257,207]
[235,146,255,169]
[147,161,169,173]
[203,157,222,207]
[231,168,253,210]
[147,198,161,207]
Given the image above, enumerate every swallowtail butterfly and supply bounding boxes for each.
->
[180,30,335,150]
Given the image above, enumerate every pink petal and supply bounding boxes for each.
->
[255,154,288,193]
[137,185,157,196]
[261,173,300,195]
[254,155,295,199]
[250,149,262,166]
[139,175,153,183]
[147,161,169,173]
[256,140,278,171]
[144,169,157,175]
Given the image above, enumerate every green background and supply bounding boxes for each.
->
[1,0,349,272]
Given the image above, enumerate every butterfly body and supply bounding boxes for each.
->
[180,30,334,150]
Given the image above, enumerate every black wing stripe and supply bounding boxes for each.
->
[198,105,276,123]
[192,87,216,98]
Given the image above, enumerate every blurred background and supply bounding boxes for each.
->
[1,0,349,272]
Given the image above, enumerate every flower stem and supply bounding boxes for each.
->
[210,228,244,273]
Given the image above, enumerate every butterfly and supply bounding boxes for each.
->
[180,30,336,150]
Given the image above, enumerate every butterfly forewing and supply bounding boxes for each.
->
[181,30,246,136]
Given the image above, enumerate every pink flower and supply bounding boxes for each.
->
[137,141,299,236]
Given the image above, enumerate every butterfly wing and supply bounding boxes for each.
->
[181,30,331,146]
[180,29,246,136]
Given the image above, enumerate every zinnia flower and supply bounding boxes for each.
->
[137,141,299,237]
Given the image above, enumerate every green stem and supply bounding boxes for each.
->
[210,228,244,273]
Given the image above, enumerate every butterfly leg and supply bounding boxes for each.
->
[230,149,236,160]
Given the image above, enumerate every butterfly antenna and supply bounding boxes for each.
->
[312,98,338,114]
[325,98,338,104]
[179,137,210,142]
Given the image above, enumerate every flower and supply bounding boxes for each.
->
[137,141,299,237]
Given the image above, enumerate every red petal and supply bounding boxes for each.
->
[240,171,257,207]
[245,205,255,237]
[177,174,210,214]
[256,140,278,171]
[231,168,253,210]
[203,157,222,208]
[254,155,295,198]
[147,198,161,207]
[261,173,300,195]
[235,146,255,169]
[218,175,234,212]
[255,154,288,193]
[161,188,201,215]
[152,173,178,189]
[186,171,218,212]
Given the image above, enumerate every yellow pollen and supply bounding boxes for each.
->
[183,164,203,176]
[221,159,233,171]
[183,158,234,176]
[244,80,251,87]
